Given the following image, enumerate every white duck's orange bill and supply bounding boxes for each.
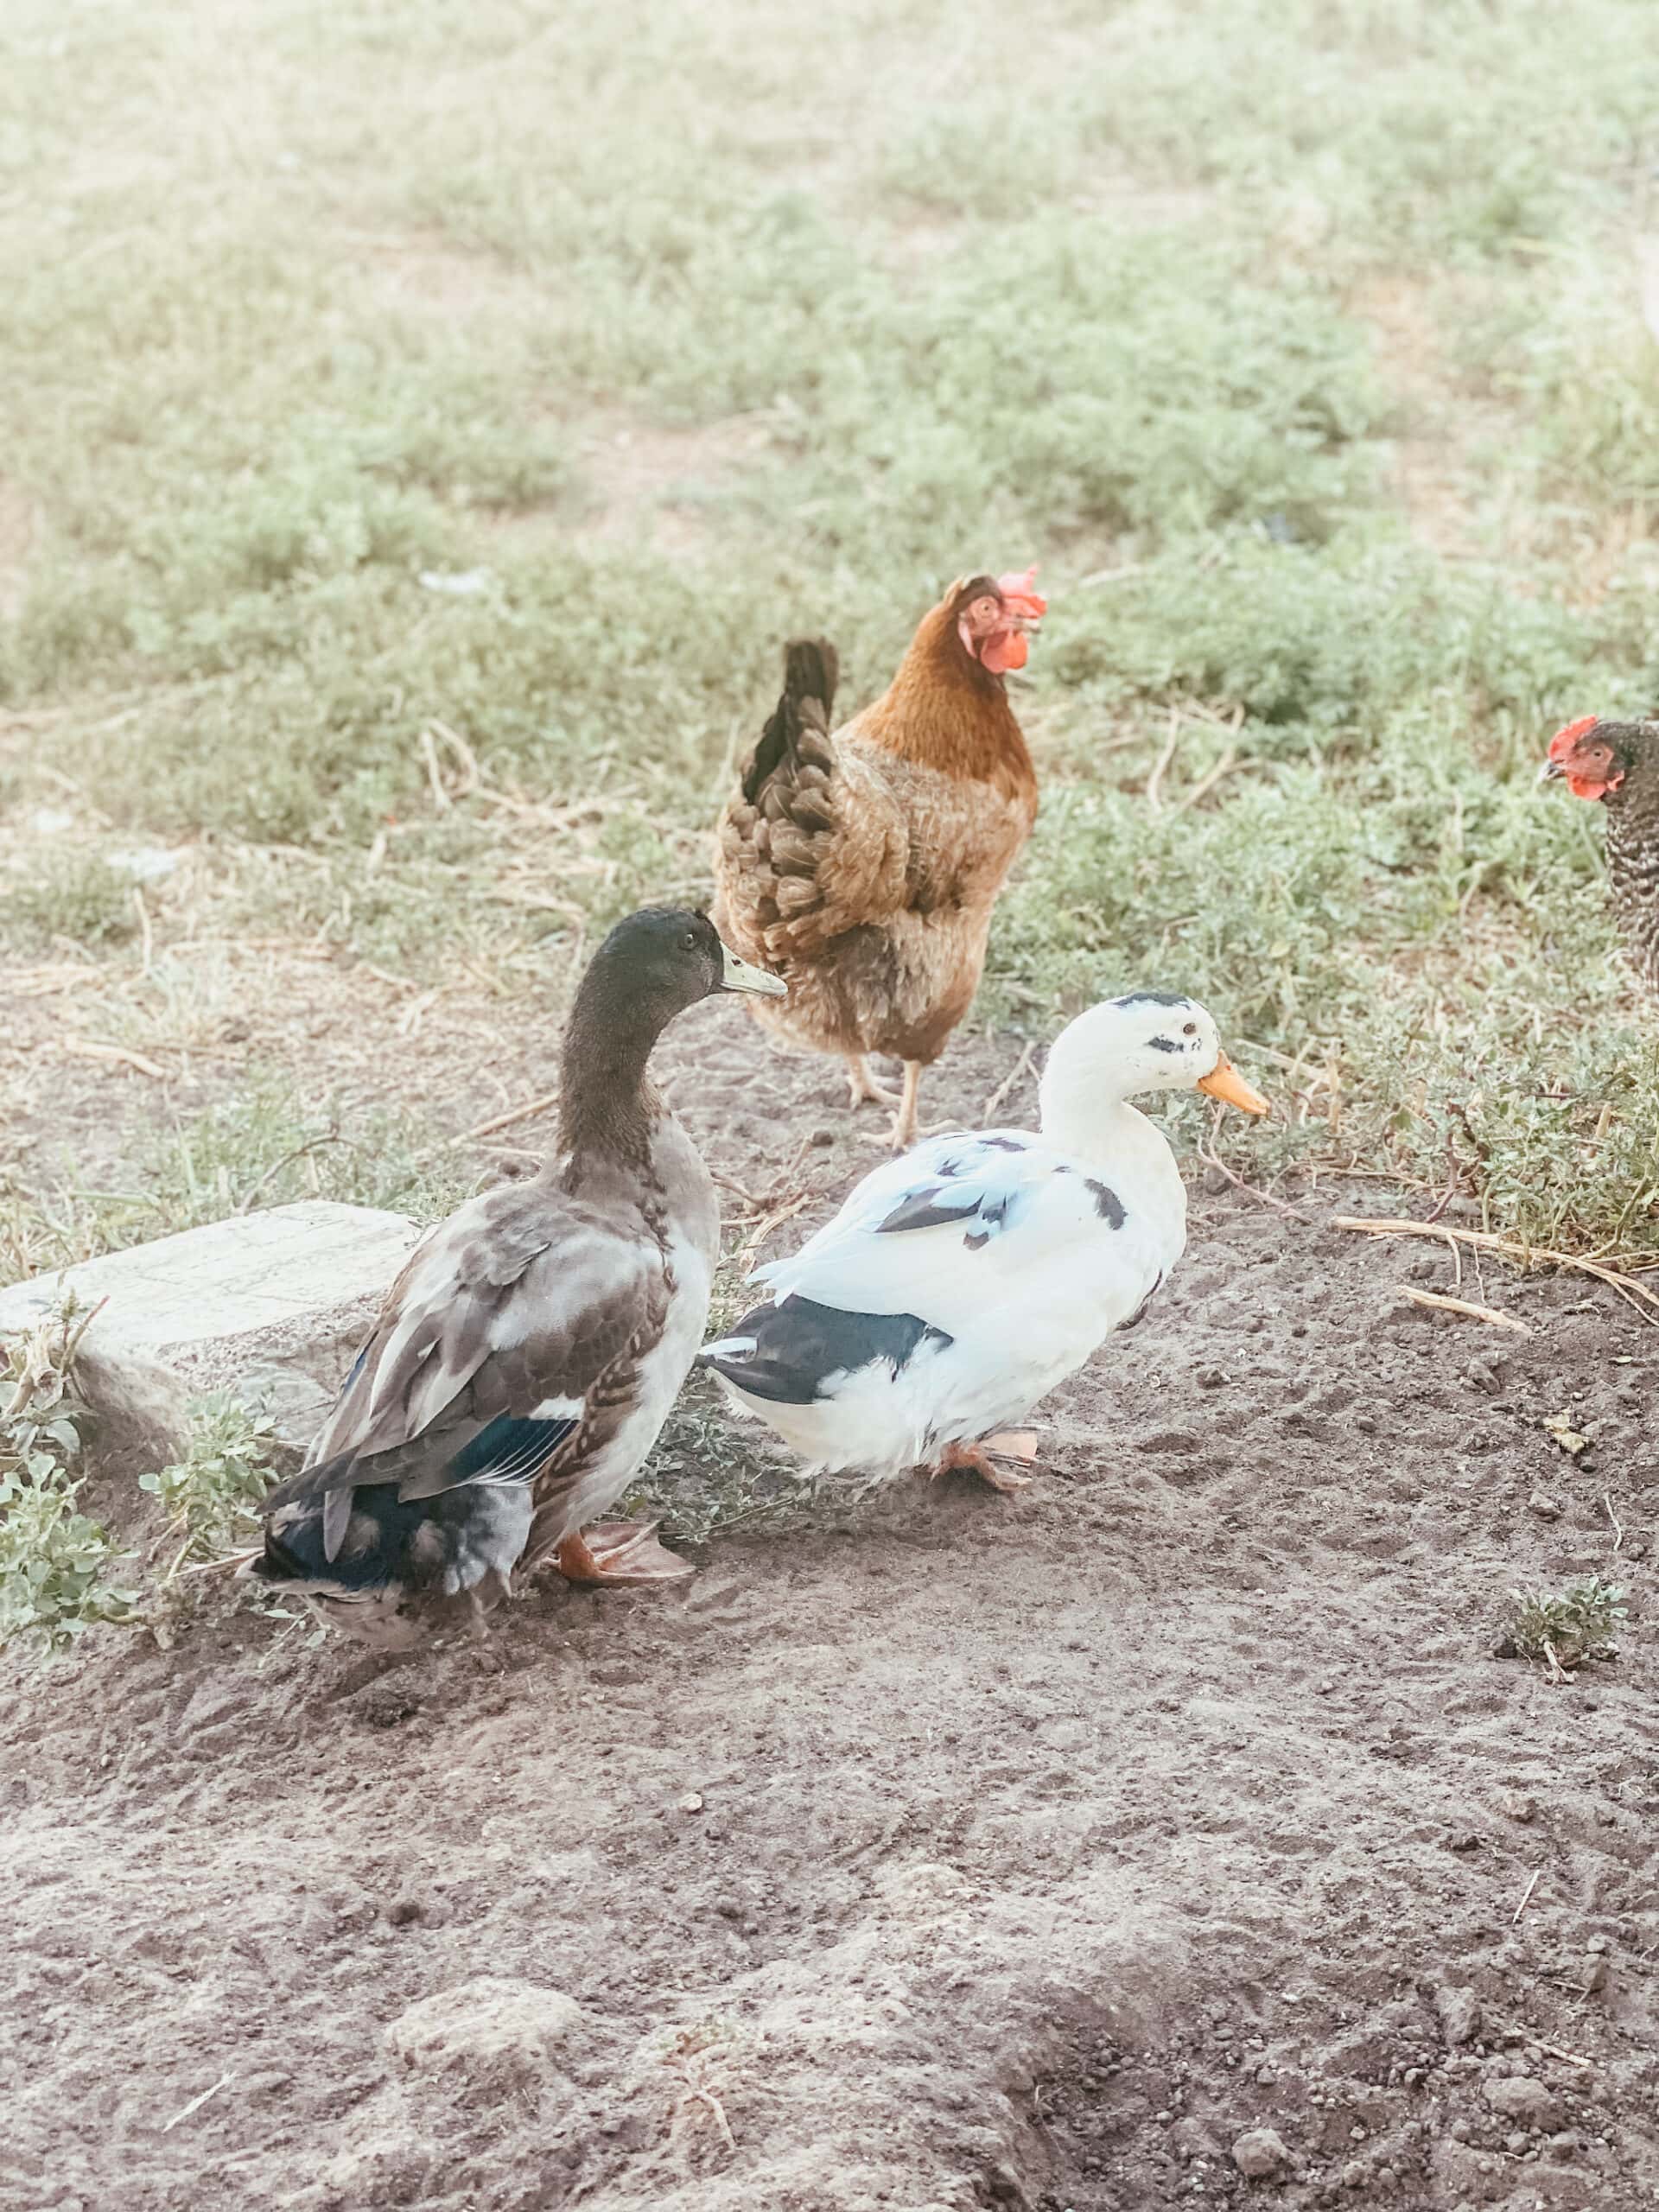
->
[1197,1052,1269,1116]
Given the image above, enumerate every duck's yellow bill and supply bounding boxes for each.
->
[718,941,788,998]
[1197,1051,1268,1116]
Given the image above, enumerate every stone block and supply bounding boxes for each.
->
[0,1202,423,1472]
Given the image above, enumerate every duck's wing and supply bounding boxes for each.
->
[751,1129,1130,1339]
[261,1181,665,1560]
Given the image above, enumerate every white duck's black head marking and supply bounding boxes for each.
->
[1116,990,1190,1009]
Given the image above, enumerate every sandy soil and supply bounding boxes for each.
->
[3,1013,1657,2212]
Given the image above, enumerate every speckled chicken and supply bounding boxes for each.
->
[713,571,1045,1148]
[1542,716,1659,996]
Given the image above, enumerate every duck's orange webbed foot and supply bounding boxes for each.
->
[925,1431,1041,1493]
[555,1521,694,1586]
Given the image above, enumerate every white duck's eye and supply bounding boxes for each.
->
[1183,1021,1198,1037]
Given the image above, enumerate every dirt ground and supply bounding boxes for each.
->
[3,1012,1657,2212]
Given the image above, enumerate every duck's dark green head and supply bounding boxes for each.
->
[579,906,787,1052]
[559,908,784,1160]
[588,906,784,1021]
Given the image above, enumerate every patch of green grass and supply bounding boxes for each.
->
[3,850,138,950]
[0,1304,139,1648]
[630,1382,812,1550]
[1506,1577,1629,1671]
[8,1077,469,1279]
[5,0,1659,1290]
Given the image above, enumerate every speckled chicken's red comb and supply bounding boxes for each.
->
[1548,715,1599,756]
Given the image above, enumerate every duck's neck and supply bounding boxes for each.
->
[1038,1065,1186,1220]
[553,979,666,1182]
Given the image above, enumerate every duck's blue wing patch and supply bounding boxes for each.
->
[423,1413,576,1492]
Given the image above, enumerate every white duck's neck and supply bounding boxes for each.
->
[1037,1059,1188,1226]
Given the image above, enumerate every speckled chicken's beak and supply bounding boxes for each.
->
[1538,756,1567,783]
[718,941,787,997]
[1197,1051,1268,1116]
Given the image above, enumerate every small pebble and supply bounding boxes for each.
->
[1529,1491,1562,1520]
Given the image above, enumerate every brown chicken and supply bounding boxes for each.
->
[714,569,1045,1148]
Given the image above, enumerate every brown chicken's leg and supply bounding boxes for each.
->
[891,1060,923,1150]
[861,1059,956,1151]
[888,1060,924,1150]
[555,1521,694,1585]
[845,1053,901,1110]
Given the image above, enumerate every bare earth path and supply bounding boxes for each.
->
[3,1019,1656,2212]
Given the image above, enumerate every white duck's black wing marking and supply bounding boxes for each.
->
[873,1186,1001,1235]
[702,1295,952,1405]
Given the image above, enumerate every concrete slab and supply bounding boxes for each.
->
[0,1201,425,1473]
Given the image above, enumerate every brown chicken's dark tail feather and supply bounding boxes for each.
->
[741,636,839,805]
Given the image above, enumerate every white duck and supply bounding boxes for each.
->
[700,992,1267,1485]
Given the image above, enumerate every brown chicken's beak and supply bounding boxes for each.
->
[1538,756,1567,784]
[1197,1051,1268,1116]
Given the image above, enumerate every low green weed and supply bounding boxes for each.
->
[1506,1577,1629,1671]
[140,1395,280,1573]
[0,1304,138,1647]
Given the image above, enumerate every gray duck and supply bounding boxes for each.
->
[245,907,784,1648]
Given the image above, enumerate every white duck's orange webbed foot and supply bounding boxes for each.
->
[555,1520,695,1586]
[924,1432,1041,1493]
[845,1054,902,1110]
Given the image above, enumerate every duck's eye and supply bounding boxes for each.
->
[683,931,698,950]
[1182,1021,1198,1037]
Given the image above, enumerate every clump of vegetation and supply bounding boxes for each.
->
[3,850,137,950]
[1505,1577,1629,1674]
[631,1380,811,1549]
[0,1302,138,1647]
[139,1394,279,1578]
